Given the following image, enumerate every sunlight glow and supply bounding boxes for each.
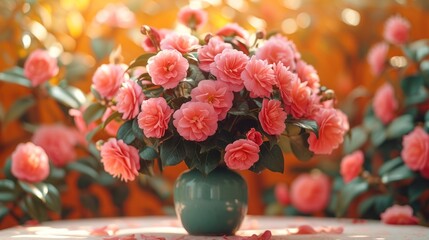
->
[341,8,360,26]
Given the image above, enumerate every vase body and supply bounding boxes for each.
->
[174,167,248,236]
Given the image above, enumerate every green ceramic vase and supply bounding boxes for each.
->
[174,167,248,236]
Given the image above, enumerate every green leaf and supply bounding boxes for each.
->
[0,192,16,202]
[46,167,66,181]
[289,133,314,161]
[85,125,102,142]
[117,119,135,144]
[0,180,17,202]
[386,115,414,139]
[404,39,429,61]
[381,164,416,184]
[160,135,186,166]
[83,102,106,125]
[44,184,61,213]
[187,64,205,82]
[378,157,403,176]
[286,119,319,138]
[91,37,115,60]
[48,85,81,108]
[358,195,393,217]
[196,150,221,175]
[128,53,156,70]
[344,126,367,154]
[63,85,86,107]
[416,45,429,61]
[370,123,386,147]
[401,75,428,105]
[426,111,429,132]
[22,195,48,221]
[4,96,35,123]
[421,60,429,73]
[336,177,369,217]
[408,178,429,202]
[132,118,144,140]
[67,161,98,179]
[139,146,158,161]
[259,143,284,173]
[18,181,48,202]
[0,67,31,87]
[101,111,121,129]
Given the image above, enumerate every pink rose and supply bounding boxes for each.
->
[259,99,287,136]
[138,97,173,138]
[340,150,364,183]
[210,48,249,92]
[255,35,297,71]
[191,80,234,120]
[32,124,78,167]
[373,83,398,124]
[24,49,59,87]
[383,15,410,45]
[141,28,170,52]
[147,49,189,89]
[216,23,249,40]
[242,57,276,98]
[246,128,263,146]
[290,173,330,213]
[296,60,320,92]
[95,3,135,28]
[197,37,232,72]
[401,126,429,178]
[173,101,218,142]
[100,138,140,182]
[308,108,345,155]
[116,80,145,120]
[274,183,290,205]
[160,33,200,54]
[224,139,260,170]
[177,7,208,30]
[381,205,419,225]
[102,107,121,136]
[92,64,129,99]
[367,42,389,76]
[11,142,49,183]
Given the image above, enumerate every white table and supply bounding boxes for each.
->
[0,216,428,239]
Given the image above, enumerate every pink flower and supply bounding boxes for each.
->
[256,35,297,71]
[383,15,410,45]
[100,138,140,182]
[288,79,313,118]
[224,139,260,170]
[242,57,276,98]
[296,60,320,92]
[102,107,121,136]
[210,48,249,92]
[32,124,78,167]
[274,62,298,105]
[401,126,429,177]
[24,49,59,87]
[138,98,173,138]
[216,23,249,40]
[177,7,208,30]
[92,64,129,99]
[290,173,330,213]
[197,37,232,72]
[11,142,49,182]
[116,80,145,120]
[146,50,189,89]
[190,80,234,120]
[274,183,290,205]
[373,83,398,124]
[246,128,263,146]
[308,108,345,155]
[381,205,419,225]
[340,150,364,183]
[336,109,350,132]
[259,99,287,136]
[69,107,97,134]
[173,102,218,142]
[367,42,389,76]
[141,28,171,52]
[95,3,135,28]
[160,33,200,54]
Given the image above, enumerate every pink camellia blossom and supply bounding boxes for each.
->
[95,3,135,28]
[138,98,173,138]
[210,48,249,92]
[190,80,234,120]
[242,57,276,98]
[141,28,171,52]
[32,124,78,167]
[116,80,145,120]
[290,173,330,213]
[381,205,419,225]
[177,7,208,30]
[383,15,410,45]
[160,33,200,54]
[288,79,313,118]
[224,139,260,170]
[340,150,364,183]
[92,64,129,99]
[308,108,345,155]
[259,99,287,136]
[24,49,59,87]
[256,35,297,71]
[216,23,249,40]
[246,128,263,146]
[197,37,232,72]
[173,101,218,142]
[102,107,121,136]
[373,83,398,124]
[146,49,189,89]
[11,142,49,183]
[296,60,320,92]
[336,109,350,133]
[367,42,389,76]
[274,62,298,104]
[401,126,429,177]
[274,183,290,205]
[100,138,140,182]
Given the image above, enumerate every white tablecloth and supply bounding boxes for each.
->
[0,216,428,239]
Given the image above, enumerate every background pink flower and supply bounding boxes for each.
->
[259,99,287,135]
[100,139,140,182]
[255,35,297,71]
[95,3,135,28]
[147,49,189,89]
[401,126,429,177]
[224,139,260,170]
[216,23,249,40]
[138,97,173,138]
[11,142,49,182]
[274,183,290,205]
[242,57,276,98]
[290,173,330,213]
[92,64,129,99]
[173,101,218,141]
[141,28,170,52]
[24,49,59,87]
[341,150,364,183]
[381,205,419,225]
[190,80,233,120]
[367,42,389,76]
[177,7,208,30]
[197,37,232,72]
[102,107,121,136]
[246,128,263,146]
[160,33,200,54]
[373,83,398,124]
[383,15,410,45]
[116,80,145,120]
